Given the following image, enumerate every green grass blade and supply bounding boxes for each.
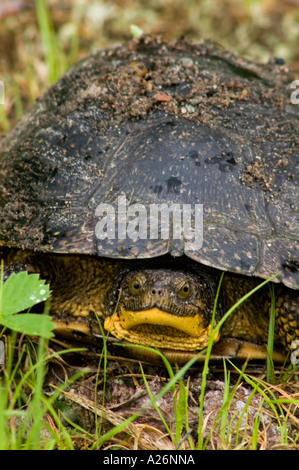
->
[35,0,65,83]
[198,272,224,448]
[267,283,276,384]
[219,359,230,444]
[140,364,173,438]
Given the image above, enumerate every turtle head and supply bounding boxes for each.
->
[104,267,224,351]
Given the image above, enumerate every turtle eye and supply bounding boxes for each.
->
[128,276,143,296]
[177,281,192,300]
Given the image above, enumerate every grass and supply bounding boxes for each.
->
[0,0,81,133]
[0,334,89,450]
[1,326,298,450]
[34,0,69,84]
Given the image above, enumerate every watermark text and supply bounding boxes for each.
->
[95,196,203,251]
[291,80,299,105]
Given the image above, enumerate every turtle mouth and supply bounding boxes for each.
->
[104,307,220,351]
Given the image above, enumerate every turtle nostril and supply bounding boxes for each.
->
[152,289,162,295]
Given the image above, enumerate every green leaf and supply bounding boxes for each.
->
[0,313,54,338]
[0,271,50,316]
[0,270,54,338]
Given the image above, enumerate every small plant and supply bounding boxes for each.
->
[0,270,54,339]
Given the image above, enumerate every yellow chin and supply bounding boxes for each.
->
[104,307,220,351]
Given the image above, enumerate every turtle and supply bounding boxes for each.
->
[0,36,298,363]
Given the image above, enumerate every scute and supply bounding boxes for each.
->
[0,36,298,289]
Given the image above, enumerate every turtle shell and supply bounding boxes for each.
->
[0,36,298,289]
